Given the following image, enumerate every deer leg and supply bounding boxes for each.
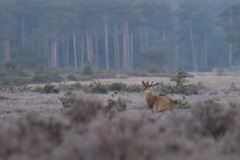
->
[169,102,175,115]
[152,107,158,117]
[157,107,168,113]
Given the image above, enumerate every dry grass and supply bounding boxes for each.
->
[1,75,240,159]
[0,94,240,159]
[27,74,240,90]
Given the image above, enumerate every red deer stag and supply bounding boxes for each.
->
[142,81,174,116]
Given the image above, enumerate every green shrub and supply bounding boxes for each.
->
[158,82,173,95]
[0,62,30,85]
[148,66,159,74]
[108,83,127,91]
[126,84,143,93]
[67,74,78,81]
[159,69,207,95]
[42,83,60,93]
[33,66,62,83]
[85,80,108,94]
[81,63,93,75]
[192,102,237,139]
[105,98,127,112]
[59,91,76,108]
[173,96,190,109]
[229,82,240,91]
[65,97,102,123]
[70,82,83,90]
[48,69,62,82]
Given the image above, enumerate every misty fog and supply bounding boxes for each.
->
[0,0,239,72]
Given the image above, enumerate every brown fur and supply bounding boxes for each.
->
[142,81,174,116]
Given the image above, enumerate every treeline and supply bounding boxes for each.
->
[0,0,239,72]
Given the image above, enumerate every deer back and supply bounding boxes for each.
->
[153,95,173,112]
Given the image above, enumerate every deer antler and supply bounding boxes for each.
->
[142,81,159,87]
[152,82,159,86]
[142,80,148,87]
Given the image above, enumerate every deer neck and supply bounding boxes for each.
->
[146,92,155,109]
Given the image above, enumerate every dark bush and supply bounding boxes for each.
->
[0,114,67,159]
[85,80,108,94]
[42,83,60,93]
[173,95,190,109]
[126,84,143,93]
[0,62,30,85]
[33,66,62,83]
[65,97,102,123]
[108,83,127,91]
[159,69,207,95]
[70,82,83,90]
[59,91,76,108]
[105,98,127,112]
[67,74,78,81]
[192,102,237,139]
[229,82,240,92]
[81,63,93,75]
[148,66,159,73]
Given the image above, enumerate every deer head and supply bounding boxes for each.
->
[142,81,159,97]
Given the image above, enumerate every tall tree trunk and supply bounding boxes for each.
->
[204,33,208,68]
[51,37,54,68]
[94,32,98,69]
[175,34,179,65]
[35,39,41,56]
[73,26,77,69]
[43,37,50,67]
[114,27,117,70]
[145,27,149,46]
[89,32,94,65]
[62,39,68,69]
[174,17,179,68]
[81,35,85,68]
[188,23,197,71]
[22,15,26,47]
[114,25,120,70]
[51,33,57,68]
[86,29,92,64]
[130,32,134,70]
[77,37,81,69]
[140,29,143,50]
[123,22,127,69]
[126,22,130,70]
[54,37,57,68]
[201,48,204,69]
[229,43,232,67]
[3,39,10,61]
[0,43,2,62]
[162,27,166,41]
[62,40,66,68]
[104,15,109,70]
[229,15,233,67]
[116,27,120,70]
[66,38,69,68]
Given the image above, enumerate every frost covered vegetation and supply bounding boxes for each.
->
[0,96,240,160]
[1,70,240,159]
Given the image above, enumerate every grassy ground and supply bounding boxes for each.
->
[0,75,240,159]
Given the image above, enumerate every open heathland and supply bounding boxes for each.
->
[0,75,240,160]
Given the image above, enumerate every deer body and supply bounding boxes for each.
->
[142,81,174,116]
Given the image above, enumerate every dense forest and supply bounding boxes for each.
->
[0,0,240,72]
